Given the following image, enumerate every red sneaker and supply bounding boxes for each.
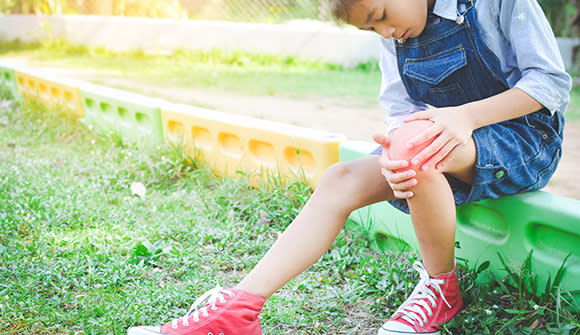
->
[128,286,266,335]
[378,261,463,335]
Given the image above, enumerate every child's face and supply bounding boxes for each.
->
[345,0,435,40]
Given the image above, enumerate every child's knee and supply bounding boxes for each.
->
[389,120,434,167]
[320,162,355,188]
[319,162,367,200]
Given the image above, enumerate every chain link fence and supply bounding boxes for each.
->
[0,0,333,23]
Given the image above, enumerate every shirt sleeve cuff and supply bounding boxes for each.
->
[514,71,571,114]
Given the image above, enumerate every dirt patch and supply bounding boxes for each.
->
[8,59,580,199]
[543,121,580,199]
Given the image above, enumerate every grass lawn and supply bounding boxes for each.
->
[1,85,580,334]
[1,40,580,334]
[0,40,382,104]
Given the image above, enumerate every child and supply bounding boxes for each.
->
[128,0,571,334]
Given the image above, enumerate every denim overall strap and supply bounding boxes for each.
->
[386,0,565,214]
[395,0,509,107]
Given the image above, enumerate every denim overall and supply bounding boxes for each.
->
[383,0,565,213]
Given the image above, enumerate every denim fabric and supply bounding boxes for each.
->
[378,0,571,135]
[377,0,565,214]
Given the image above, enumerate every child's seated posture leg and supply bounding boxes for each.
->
[128,155,396,334]
[128,119,471,335]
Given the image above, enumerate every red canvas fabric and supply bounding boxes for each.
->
[161,289,265,335]
[379,262,463,335]
[129,288,265,335]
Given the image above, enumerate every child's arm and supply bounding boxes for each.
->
[401,88,541,170]
[404,0,572,171]
[374,38,429,198]
[377,38,428,135]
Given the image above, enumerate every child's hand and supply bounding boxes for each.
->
[403,107,476,171]
[373,133,417,199]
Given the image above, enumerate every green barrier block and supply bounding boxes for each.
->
[80,83,164,146]
[338,140,377,162]
[0,63,22,102]
[456,192,580,298]
[340,140,580,304]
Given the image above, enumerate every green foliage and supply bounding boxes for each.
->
[0,0,331,22]
[0,85,12,100]
[0,39,39,56]
[538,0,578,37]
[440,253,580,335]
[0,0,188,17]
[566,85,580,121]
[24,40,345,71]
[0,39,381,104]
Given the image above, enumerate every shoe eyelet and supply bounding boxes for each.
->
[183,321,189,326]
[194,317,199,322]
[228,293,235,297]
[211,306,218,311]
[203,312,209,317]
[208,333,213,335]
[172,325,178,329]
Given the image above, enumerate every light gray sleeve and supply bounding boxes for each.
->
[378,38,428,134]
[499,0,572,114]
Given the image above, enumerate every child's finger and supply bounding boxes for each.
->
[390,178,418,192]
[393,189,414,199]
[403,110,431,123]
[388,169,417,184]
[407,123,440,149]
[380,167,391,180]
[422,142,456,171]
[378,154,409,171]
[381,168,416,199]
[372,133,391,148]
[411,134,447,165]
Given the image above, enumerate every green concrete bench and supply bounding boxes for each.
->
[340,140,580,303]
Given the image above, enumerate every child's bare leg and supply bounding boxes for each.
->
[236,155,394,298]
[406,171,456,275]
[376,135,476,335]
[127,158,395,335]
[406,140,477,276]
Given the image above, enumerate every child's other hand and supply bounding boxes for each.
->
[373,133,417,199]
[403,107,475,171]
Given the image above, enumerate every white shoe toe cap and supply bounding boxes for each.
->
[378,321,414,334]
[127,326,163,335]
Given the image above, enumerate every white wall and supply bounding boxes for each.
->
[0,15,380,68]
[0,14,578,70]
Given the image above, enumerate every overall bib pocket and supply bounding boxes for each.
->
[403,46,472,107]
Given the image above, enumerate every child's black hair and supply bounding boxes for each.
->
[328,0,361,23]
